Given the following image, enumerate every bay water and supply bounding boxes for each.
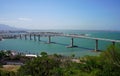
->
[0,30,120,57]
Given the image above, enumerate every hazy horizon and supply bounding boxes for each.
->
[0,0,120,30]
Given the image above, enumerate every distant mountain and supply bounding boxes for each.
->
[0,24,24,31]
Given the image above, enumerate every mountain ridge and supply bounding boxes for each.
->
[0,24,25,31]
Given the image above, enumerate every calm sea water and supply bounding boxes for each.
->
[0,30,120,57]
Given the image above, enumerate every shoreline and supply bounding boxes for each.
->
[0,49,100,59]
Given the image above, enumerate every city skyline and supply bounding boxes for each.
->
[0,0,120,30]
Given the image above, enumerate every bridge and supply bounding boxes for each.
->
[0,32,120,52]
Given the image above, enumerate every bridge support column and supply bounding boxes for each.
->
[95,39,98,52]
[38,35,40,41]
[14,35,17,39]
[48,36,51,43]
[34,34,36,41]
[30,34,32,40]
[20,34,22,39]
[71,38,74,47]
[66,37,77,48]
[25,35,27,40]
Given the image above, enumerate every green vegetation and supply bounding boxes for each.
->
[18,56,61,76]
[0,70,17,76]
[40,51,48,57]
[0,65,20,72]
[0,50,6,59]
[0,45,120,76]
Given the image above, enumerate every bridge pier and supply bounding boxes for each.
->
[48,36,51,43]
[30,34,32,40]
[25,35,27,40]
[71,38,74,47]
[14,35,17,39]
[34,34,36,41]
[66,38,77,48]
[95,39,98,52]
[38,35,40,41]
[19,35,21,39]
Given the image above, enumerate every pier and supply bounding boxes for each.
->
[0,32,120,52]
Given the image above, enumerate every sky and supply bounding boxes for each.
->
[0,0,120,30]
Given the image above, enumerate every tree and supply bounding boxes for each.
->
[40,52,48,57]
[71,54,75,58]
[0,51,6,59]
[17,45,120,76]
[18,56,61,76]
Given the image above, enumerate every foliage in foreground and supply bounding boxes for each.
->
[0,70,17,76]
[0,45,120,76]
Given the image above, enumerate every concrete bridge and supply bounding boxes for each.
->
[0,32,120,52]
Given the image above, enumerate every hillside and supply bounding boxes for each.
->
[0,24,23,31]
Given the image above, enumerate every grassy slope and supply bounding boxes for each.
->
[0,65,20,72]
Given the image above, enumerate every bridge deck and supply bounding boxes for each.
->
[64,34,120,43]
[0,32,120,43]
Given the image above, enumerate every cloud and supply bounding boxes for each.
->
[18,18,32,21]
[0,19,18,23]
